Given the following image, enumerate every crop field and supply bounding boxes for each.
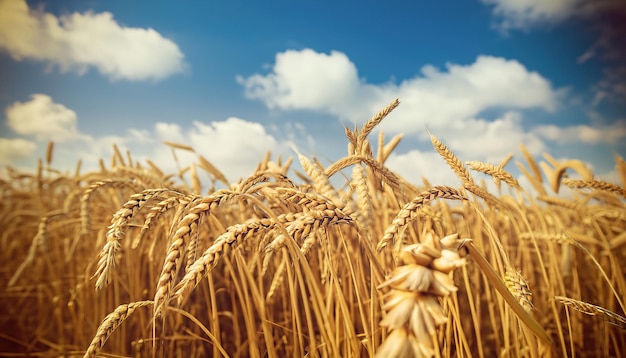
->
[1,100,625,357]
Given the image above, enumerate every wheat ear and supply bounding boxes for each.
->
[357,98,400,152]
[466,160,521,190]
[377,186,466,252]
[562,178,626,198]
[154,190,236,315]
[428,130,474,186]
[173,217,278,306]
[555,296,626,328]
[83,301,153,358]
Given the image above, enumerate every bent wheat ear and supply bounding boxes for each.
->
[173,217,278,305]
[93,189,170,290]
[84,301,153,358]
[562,178,626,198]
[555,296,626,328]
[154,190,237,315]
[377,186,466,252]
[542,158,593,193]
[466,160,521,190]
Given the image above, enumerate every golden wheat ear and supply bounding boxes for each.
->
[555,296,626,328]
[84,301,153,358]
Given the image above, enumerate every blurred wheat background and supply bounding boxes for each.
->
[1,101,625,357]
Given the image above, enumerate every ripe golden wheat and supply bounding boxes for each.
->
[1,99,625,357]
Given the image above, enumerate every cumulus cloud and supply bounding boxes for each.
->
[5,94,89,142]
[0,0,186,81]
[238,49,562,166]
[533,120,626,144]
[483,0,626,104]
[435,112,546,162]
[236,48,625,189]
[1,94,289,182]
[153,118,280,181]
[238,49,560,136]
[237,49,361,113]
[385,150,463,188]
[0,138,37,165]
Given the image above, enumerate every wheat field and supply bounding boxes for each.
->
[1,100,625,357]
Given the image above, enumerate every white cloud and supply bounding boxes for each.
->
[238,49,561,137]
[596,169,622,185]
[436,112,546,163]
[238,49,562,167]
[533,120,626,144]
[25,118,283,183]
[237,49,361,112]
[5,94,89,142]
[153,118,280,181]
[1,94,289,182]
[0,138,37,165]
[483,1,626,104]
[386,150,464,188]
[0,0,186,81]
[482,0,584,31]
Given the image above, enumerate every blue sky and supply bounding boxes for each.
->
[1,0,625,188]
